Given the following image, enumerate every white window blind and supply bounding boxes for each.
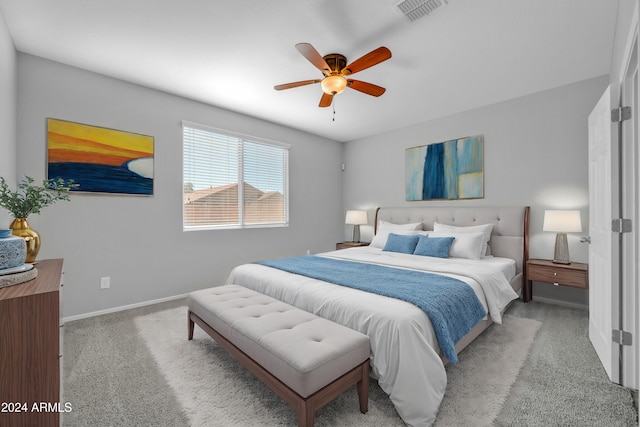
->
[182,122,289,230]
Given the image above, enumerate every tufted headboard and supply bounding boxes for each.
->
[374,206,530,294]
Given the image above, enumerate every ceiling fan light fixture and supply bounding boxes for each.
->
[276,43,391,107]
[321,75,347,95]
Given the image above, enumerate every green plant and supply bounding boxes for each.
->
[0,176,77,218]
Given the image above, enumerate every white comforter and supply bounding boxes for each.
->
[226,247,518,427]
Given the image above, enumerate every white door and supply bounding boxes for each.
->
[588,86,620,382]
[620,37,639,389]
[588,31,640,388]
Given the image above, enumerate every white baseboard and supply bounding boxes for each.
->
[63,293,189,323]
[532,295,588,311]
[62,291,588,322]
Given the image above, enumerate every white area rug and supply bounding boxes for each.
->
[135,308,541,426]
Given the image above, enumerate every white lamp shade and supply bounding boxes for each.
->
[543,210,582,233]
[345,210,368,225]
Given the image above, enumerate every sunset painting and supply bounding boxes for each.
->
[47,119,154,195]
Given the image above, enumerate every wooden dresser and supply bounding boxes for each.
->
[0,259,64,427]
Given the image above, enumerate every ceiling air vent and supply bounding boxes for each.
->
[394,0,448,22]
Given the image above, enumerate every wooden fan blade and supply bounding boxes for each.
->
[319,92,333,108]
[296,43,331,75]
[347,80,386,97]
[342,47,392,75]
[274,80,321,91]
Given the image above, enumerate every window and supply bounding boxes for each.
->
[182,121,289,230]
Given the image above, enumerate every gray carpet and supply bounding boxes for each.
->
[495,302,638,427]
[62,299,639,426]
[133,308,538,426]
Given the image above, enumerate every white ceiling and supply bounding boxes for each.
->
[0,0,618,142]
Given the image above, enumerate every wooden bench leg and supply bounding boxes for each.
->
[187,310,195,340]
[357,359,369,414]
[297,402,314,427]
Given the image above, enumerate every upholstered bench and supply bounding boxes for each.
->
[187,285,370,427]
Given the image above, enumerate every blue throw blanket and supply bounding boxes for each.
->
[256,255,487,363]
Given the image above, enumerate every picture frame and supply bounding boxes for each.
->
[47,118,154,195]
[405,135,484,201]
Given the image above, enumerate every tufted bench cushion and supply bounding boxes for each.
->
[187,284,370,427]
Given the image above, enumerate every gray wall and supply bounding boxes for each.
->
[16,54,344,318]
[0,9,16,226]
[342,75,609,308]
[611,1,638,82]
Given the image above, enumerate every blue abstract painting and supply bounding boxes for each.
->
[406,135,484,201]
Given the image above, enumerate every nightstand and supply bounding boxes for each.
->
[336,242,369,250]
[525,259,589,302]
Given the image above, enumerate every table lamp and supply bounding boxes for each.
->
[345,210,368,243]
[543,210,582,264]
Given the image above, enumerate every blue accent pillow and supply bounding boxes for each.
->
[383,233,421,254]
[413,235,455,258]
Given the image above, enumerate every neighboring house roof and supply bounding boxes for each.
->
[183,183,239,204]
[183,182,269,205]
[255,191,282,202]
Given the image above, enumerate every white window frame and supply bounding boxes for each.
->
[182,120,290,231]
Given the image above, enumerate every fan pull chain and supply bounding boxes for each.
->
[332,98,336,122]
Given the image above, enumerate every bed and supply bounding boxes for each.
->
[226,206,530,427]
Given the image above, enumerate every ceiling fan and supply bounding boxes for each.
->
[274,43,392,107]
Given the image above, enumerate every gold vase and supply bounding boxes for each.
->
[10,218,41,263]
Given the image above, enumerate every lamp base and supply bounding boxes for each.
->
[552,233,571,264]
[352,225,361,243]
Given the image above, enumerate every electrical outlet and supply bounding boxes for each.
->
[100,276,110,289]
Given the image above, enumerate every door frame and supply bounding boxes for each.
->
[613,1,639,389]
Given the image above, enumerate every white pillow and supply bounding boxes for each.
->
[378,220,423,232]
[370,221,424,248]
[433,222,493,257]
[429,231,486,259]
